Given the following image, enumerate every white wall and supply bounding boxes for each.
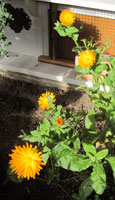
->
[5,0,49,58]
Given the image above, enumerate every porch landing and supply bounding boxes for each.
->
[0,52,91,90]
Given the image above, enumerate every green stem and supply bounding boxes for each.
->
[92,136,100,145]
[57,175,78,183]
[57,183,71,199]
[36,177,47,183]
[92,128,106,145]
[72,37,81,54]
[50,155,54,173]
[73,39,79,48]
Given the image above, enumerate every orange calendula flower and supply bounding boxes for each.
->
[38,92,56,110]
[78,50,96,68]
[59,9,77,25]
[9,142,45,180]
[56,118,63,126]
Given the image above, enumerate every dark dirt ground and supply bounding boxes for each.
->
[0,76,114,200]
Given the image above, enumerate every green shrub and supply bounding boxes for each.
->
[0,0,12,56]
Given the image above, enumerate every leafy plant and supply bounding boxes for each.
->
[7,8,115,200]
[74,53,115,199]
[18,80,115,199]
[54,9,83,54]
[0,0,12,56]
[74,39,111,78]
[81,57,115,144]
[19,95,85,166]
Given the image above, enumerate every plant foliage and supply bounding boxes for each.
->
[8,8,115,200]
[0,0,12,56]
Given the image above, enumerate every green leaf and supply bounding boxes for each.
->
[85,108,96,131]
[42,146,50,152]
[70,157,92,172]
[88,130,98,135]
[73,138,80,153]
[0,0,12,57]
[82,142,96,156]
[101,91,110,99]
[47,94,55,108]
[106,157,115,179]
[57,150,73,169]
[54,25,67,37]
[93,101,106,110]
[73,33,79,41]
[54,23,67,37]
[79,177,94,200]
[22,135,41,143]
[57,105,62,112]
[95,64,107,73]
[42,151,51,163]
[106,56,115,66]
[31,129,40,136]
[56,153,92,171]
[92,83,100,91]
[57,29,67,36]
[75,65,90,74]
[109,111,115,129]
[104,77,112,87]
[91,163,106,194]
[43,118,50,128]
[66,26,80,33]
[39,118,50,136]
[96,149,108,161]
[44,109,53,116]
[53,142,92,171]
[52,142,72,161]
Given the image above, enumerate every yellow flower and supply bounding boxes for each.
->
[38,92,56,110]
[9,143,45,180]
[56,118,63,126]
[78,50,96,68]
[59,9,77,25]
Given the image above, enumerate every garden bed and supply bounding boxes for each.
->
[0,76,114,200]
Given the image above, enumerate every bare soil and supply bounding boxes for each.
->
[0,76,114,200]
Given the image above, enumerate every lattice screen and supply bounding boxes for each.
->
[58,5,115,56]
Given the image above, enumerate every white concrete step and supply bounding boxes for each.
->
[0,52,87,89]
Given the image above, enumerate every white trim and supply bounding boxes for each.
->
[36,0,115,12]
[39,2,49,56]
[58,5,115,19]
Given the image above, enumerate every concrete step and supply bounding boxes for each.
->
[0,52,90,90]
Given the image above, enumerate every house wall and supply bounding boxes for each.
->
[4,0,115,59]
[5,0,49,58]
